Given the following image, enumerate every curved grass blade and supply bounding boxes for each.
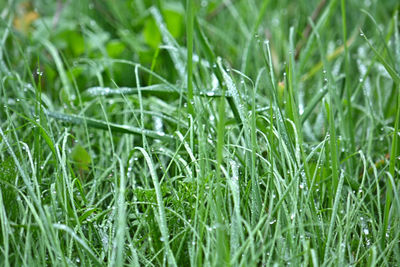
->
[53,223,103,266]
[42,109,174,141]
[361,30,400,85]
[135,147,177,266]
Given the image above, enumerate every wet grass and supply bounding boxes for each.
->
[0,0,399,266]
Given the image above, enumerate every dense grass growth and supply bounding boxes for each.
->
[1,0,400,266]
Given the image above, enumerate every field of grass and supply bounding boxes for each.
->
[0,0,400,266]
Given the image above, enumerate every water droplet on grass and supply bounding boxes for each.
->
[206,91,215,96]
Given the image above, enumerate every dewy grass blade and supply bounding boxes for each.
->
[42,109,174,141]
[361,31,400,85]
[135,147,177,266]
[150,7,185,80]
[83,85,231,98]
[359,14,400,248]
[300,85,328,124]
[309,17,340,196]
[110,156,127,266]
[84,84,178,97]
[341,0,356,158]
[41,40,73,100]
[186,0,195,115]
[383,73,400,250]
[53,224,102,266]
[323,170,345,263]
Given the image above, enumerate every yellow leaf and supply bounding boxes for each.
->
[13,2,39,34]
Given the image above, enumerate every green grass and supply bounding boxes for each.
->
[1,0,400,266]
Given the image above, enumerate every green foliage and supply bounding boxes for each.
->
[0,157,18,221]
[0,0,399,266]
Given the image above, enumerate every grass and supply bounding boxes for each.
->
[0,0,400,266]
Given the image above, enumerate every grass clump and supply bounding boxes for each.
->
[0,0,399,266]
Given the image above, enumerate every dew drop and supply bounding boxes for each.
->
[206,91,215,96]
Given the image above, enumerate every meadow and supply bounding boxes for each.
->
[0,0,399,266]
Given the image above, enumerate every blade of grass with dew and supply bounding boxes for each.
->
[0,128,68,265]
[360,31,400,85]
[341,0,356,162]
[310,17,340,201]
[52,223,102,266]
[383,66,400,251]
[150,7,185,80]
[261,38,295,162]
[135,147,177,266]
[240,0,270,73]
[41,40,73,101]
[194,18,242,125]
[300,85,328,124]
[110,156,127,266]
[83,84,232,99]
[218,59,262,222]
[228,159,242,259]
[42,109,174,141]
[214,59,230,265]
[360,15,400,248]
[186,0,194,115]
[323,170,345,263]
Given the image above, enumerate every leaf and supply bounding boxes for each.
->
[70,144,91,171]
[106,40,126,58]
[164,9,183,38]
[143,8,183,49]
[13,2,39,34]
[143,18,161,49]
